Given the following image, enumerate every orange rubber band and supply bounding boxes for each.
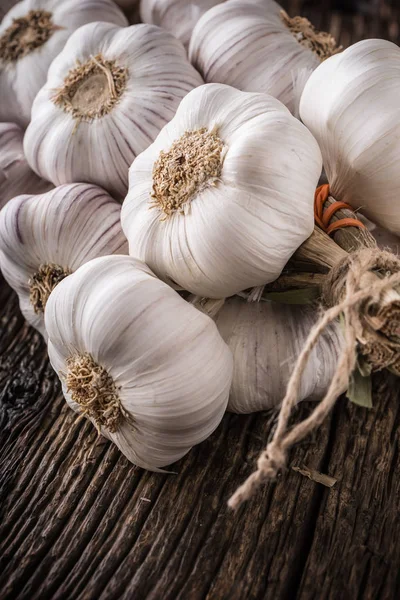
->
[314,184,366,237]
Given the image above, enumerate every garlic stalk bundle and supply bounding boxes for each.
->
[45,254,233,470]
[215,297,343,414]
[23,23,203,200]
[122,83,322,298]
[0,0,128,128]
[189,0,341,115]
[300,39,400,235]
[0,183,128,336]
[140,0,225,49]
[0,122,52,211]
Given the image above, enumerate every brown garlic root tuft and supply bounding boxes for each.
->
[29,263,71,314]
[281,10,342,61]
[66,353,124,434]
[151,127,225,218]
[52,54,127,122]
[0,10,61,63]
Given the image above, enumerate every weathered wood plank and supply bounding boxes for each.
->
[1,278,399,600]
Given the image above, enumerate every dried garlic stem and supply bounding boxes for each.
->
[261,271,327,293]
[66,353,123,433]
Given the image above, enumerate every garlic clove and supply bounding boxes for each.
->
[0,183,128,337]
[0,0,128,128]
[300,39,400,235]
[214,297,343,414]
[44,254,233,471]
[23,22,203,200]
[0,122,52,211]
[140,0,225,49]
[122,83,322,298]
[189,0,340,115]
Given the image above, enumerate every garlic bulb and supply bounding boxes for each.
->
[189,0,340,115]
[140,0,224,49]
[44,254,233,470]
[23,22,203,200]
[121,83,322,298]
[215,297,343,413]
[300,39,400,235]
[0,122,52,211]
[0,0,127,128]
[0,183,127,336]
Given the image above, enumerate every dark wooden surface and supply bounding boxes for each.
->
[2,2,400,599]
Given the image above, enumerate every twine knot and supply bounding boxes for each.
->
[257,443,287,478]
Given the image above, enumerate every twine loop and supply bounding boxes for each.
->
[257,443,287,477]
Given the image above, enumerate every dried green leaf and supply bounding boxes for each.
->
[347,366,373,408]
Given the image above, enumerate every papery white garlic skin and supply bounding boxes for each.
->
[140,0,224,48]
[44,255,233,471]
[0,122,52,211]
[122,83,322,299]
[23,22,203,200]
[300,39,400,235]
[0,0,128,128]
[360,214,400,255]
[215,297,343,414]
[0,183,128,336]
[189,0,321,114]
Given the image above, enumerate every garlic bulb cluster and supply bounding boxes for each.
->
[140,0,224,48]
[0,0,127,128]
[0,183,127,336]
[189,0,340,114]
[215,297,343,414]
[122,83,322,298]
[0,122,52,210]
[23,22,203,200]
[300,39,400,235]
[45,254,233,470]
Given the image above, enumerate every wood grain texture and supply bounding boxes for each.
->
[1,277,399,600]
[1,2,400,599]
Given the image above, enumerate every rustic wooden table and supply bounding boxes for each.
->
[1,2,400,599]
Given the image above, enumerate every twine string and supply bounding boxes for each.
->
[228,191,400,510]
